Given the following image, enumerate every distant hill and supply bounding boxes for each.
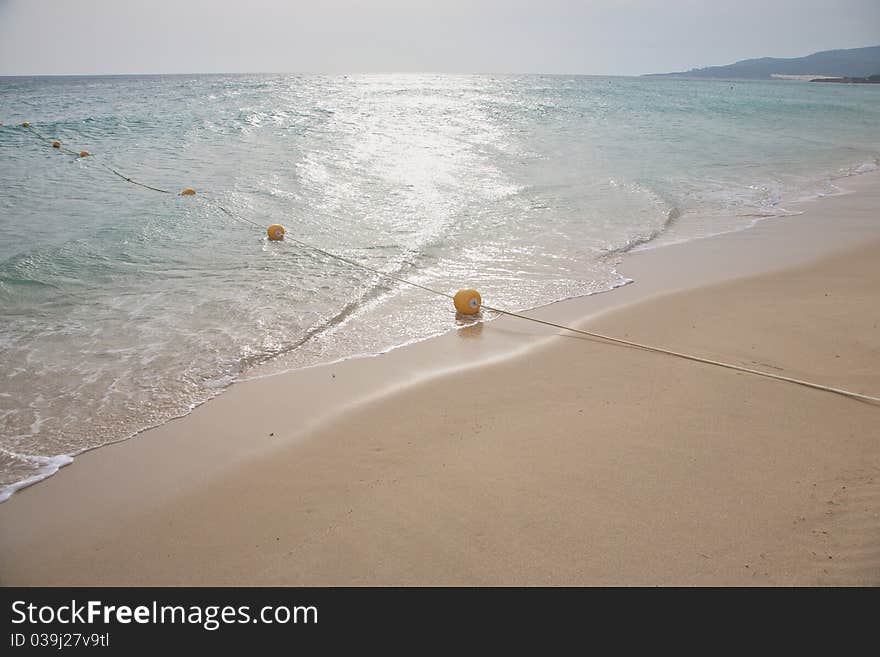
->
[646,45,880,80]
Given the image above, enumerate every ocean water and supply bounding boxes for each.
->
[1,74,879,500]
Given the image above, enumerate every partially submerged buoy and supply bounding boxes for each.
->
[79,151,90,158]
[52,140,61,149]
[22,121,30,128]
[180,188,196,196]
[267,224,285,241]
[454,288,482,315]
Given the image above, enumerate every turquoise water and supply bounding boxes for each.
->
[1,74,879,499]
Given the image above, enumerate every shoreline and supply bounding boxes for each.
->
[0,170,878,585]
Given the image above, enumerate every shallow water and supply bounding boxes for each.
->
[1,73,879,499]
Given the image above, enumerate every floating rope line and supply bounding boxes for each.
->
[282,234,455,301]
[24,124,174,194]
[101,165,172,194]
[202,201,455,299]
[17,122,880,405]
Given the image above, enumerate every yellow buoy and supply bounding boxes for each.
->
[22,121,30,128]
[180,188,196,196]
[79,151,90,158]
[267,224,285,241]
[52,140,61,149]
[454,288,482,315]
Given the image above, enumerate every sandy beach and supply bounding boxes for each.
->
[1,172,879,586]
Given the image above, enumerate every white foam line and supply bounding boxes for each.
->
[0,454,74,503]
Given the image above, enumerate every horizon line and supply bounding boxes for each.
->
[0,71,643,78]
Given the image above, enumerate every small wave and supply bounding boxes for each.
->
[844,157,879,176]
[0,451,74,503]
[234,250,439,371]
[602,205,681,258]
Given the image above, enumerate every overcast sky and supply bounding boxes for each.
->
[1,0,878,76]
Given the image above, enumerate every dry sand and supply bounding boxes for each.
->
[1,173,879,586]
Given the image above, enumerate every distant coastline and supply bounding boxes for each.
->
[647,45,880,81]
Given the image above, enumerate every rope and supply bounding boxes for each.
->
[101,165,172,194]
[16,123,880,405]
[282,235,455,301]
[201,201,455,298]
[479,305,880,404]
